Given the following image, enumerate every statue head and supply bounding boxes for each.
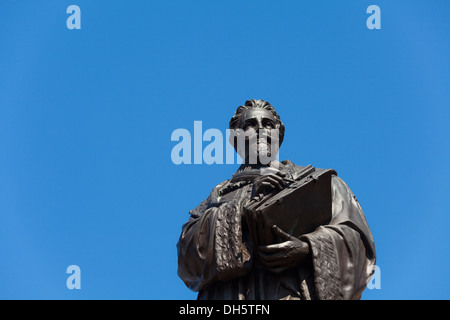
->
[229,99,285,165]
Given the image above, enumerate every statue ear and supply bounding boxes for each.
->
[277,122,285,147]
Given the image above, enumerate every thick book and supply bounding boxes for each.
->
[244,165,335,246]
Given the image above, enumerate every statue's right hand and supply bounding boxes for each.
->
[251,172,286,198]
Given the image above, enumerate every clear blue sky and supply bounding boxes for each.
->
[0,0,449,299]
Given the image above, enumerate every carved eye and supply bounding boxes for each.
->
[243,119,257,130]
[263,119,275,128]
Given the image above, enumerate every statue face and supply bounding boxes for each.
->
[240,108,278,132]
[238,108,280,164]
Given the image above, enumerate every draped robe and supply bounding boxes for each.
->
[177,160,376,300]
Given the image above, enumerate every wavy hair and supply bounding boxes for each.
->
[229,99,285,147]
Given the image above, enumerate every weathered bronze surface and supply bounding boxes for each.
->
[177,100,376,300]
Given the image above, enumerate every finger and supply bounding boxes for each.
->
[260,172,285,184]
[262,167,285,177]
[259,181,275,191]
[267,174,286,186]
[262,176,286,190]
[275,170,286,177]
[264,177,283,190]
[282,177,295,183]
[257,242,289,253]
[258,251,284,267]
[257,244,278,254]
[271,225,293,241]
[258,254,288,273]
[258,249,283,262]
[254,181,272,194]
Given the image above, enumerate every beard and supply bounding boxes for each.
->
[256,139,271,157]
[234,129,280,165]
[246,136,278,165]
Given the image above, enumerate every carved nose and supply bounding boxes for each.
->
[255,119,264,131]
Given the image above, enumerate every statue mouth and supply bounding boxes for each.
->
[246,131,273,145]
[256,137,271,145]
[248,138,271,150]
[238,131,279,164]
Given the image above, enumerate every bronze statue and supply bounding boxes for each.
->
[177,99,376,300]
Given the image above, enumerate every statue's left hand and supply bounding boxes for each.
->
[257,225,310,274]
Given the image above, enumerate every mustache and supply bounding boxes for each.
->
[245,131,273,145]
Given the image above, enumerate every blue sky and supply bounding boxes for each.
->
[0,1,449,299]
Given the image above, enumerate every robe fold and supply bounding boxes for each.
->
[177,160,376,300]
